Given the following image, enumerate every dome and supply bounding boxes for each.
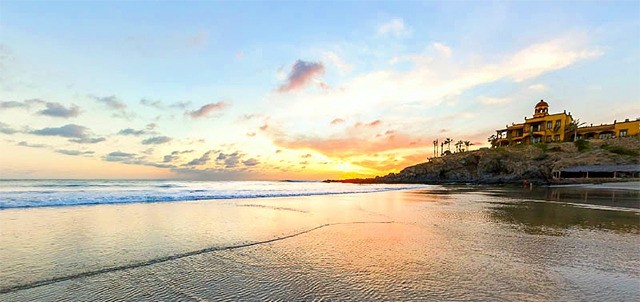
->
[535,99,549,108]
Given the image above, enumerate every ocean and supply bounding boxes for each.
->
[0,180,638,300]
[0,180,426,209]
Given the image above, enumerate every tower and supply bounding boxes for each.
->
[533,99,549,118]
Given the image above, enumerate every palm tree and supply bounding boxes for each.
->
[444,138,453,151]
[464,141,472,152]
[567,118,586,142]
[456,140,464,152]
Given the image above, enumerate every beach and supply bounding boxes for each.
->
[1,182,639,301]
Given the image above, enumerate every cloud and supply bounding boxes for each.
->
[17,141,47,148]
[274,131,424,158]
[432,42,452,58]
[377,18,411,37]
[162,150,194,163]
[330,118,345,125]
[243,158,259,166]
[69,137,106,144]
[323,51,352,74]
[528,83,547,91]
[31,124,89,138]
[38,102,80,118]
[0,122,18,134]
[118,128,148,136]
[278,60,325,92]
[216,152,241,168]
[105,151,136,162]
[140,98,164,109]
[185,150,215,166]
[506,38,602,82]
[358,120,382,128]
[30,124,105,144]
[479,96,511,105]
[267,36,601,132]
[142,136,172,145]
[0,101,28,109]
[92,95,126,110]
[92,95,134,119]
[187,101,228,118]
[170,101,191,109]
[56,149,95,156]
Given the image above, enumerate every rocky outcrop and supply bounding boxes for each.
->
[332,137,640,185]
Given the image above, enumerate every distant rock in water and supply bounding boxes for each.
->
[330,137,640,185]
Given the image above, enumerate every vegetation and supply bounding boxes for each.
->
[574,139,590,152]
[532,143,548,152]
[601,143,639,156]
[566,118,586,142]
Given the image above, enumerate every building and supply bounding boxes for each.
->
[574,118,640,140]
[495,100,573,146]
[494,100,640,146]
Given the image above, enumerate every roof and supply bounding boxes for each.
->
[535,99,549,107]
[559,165,640,173]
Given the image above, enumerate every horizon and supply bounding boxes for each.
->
[1,1,639,180]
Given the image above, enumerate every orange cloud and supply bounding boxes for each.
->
[274,131,425,157]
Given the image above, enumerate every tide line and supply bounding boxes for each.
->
[0,220,395,294]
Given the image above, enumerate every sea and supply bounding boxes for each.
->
[0,180,638,301]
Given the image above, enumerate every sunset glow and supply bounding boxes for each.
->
[1,2,638,180]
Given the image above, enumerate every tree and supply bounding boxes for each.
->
[464,140,472,152]
[567,118,586,142]
[444,138,453,151]
[488,134,497,147]
[456,140,464,152]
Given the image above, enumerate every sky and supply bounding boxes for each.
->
[0,1,638,180]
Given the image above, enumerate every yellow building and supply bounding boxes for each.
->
[576,118,640,140]
[494,100,640,146]
[495,100,573,146]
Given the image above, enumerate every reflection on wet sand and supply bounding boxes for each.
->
[447,184,640,235]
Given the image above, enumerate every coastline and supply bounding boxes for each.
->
[328,137,640,186]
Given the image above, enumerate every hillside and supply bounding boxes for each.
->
[333,137,640,185]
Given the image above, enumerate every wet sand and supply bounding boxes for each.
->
[1,186,638,301]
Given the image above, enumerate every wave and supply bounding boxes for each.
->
[0,181,429,209]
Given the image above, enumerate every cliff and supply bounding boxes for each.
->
[333,137,640,185]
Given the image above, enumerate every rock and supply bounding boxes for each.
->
[329,137,640,185]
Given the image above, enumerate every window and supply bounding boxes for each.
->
[620,130,628,137]
[532,137,542,143]
[555,120,561,127]
[546,136,552,142]
[599,133,613,139]
[554,135,560,141]
[547,121,552,129]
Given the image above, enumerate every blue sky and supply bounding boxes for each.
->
[0,1,638,179]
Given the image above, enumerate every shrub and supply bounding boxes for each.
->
[601,144,639,156]
[548,146,562,152]
[574,139,590,152]
[532,143,547,152]
[534,153,548,160]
